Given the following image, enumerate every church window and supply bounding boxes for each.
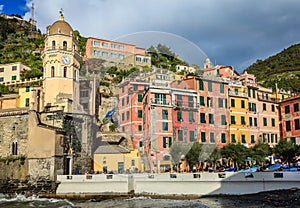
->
[51,66,55,77]
[12,142,18,155]
[63,67,67,77]
[52,40,56,49]
[63,41,67,50]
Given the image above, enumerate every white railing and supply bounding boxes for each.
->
[1,77,43,86]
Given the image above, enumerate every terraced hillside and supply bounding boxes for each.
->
[244,44,300,93]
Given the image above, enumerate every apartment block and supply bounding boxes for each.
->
[256,86,280,146]
[118,79,148,149]
[228,81,250,145]
[0,62,31,84]
[86,37,151,68]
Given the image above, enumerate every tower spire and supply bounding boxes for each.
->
[31,3,35,21]
[29,3,37,30]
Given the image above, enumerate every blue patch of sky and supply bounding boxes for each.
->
[1,0,29,16]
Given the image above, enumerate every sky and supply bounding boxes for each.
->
[1,0,300,72]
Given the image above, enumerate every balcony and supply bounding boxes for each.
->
[228,90,247,98]
[150,98,172,106]
[257,95,280,103]
[150,80,170,88]
[174,101,198,109]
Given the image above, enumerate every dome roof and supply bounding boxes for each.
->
[48,15,73,36]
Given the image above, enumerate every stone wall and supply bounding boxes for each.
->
[0,159,58,195]
[0,111,28,158]
[64,113,96,174]
[0,109,96,180]
[0,159,28,180]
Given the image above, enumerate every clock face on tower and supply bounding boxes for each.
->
[62,56,71,65]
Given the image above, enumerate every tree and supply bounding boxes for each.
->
[221,143,248,169]
[25,68,43,79]
[249,142,272,164]
[185,142,202,167]
[0,84,14,94]
[208,147,221,165]
[147,45,157,54]
[157,44,174,58]
[273,140,298,164]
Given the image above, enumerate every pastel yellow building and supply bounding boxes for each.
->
[17,86,32,108]
[229,82,250,145]
[93,135,143,173]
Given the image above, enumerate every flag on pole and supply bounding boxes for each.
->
[105,108,116,118]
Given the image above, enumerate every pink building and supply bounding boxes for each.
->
[118,78,148,149]
[171,80,198,145]
[184,76,230,147]
[203,65,239,79]
[256,86,280,146]
[142,74,174,172]
[86,37,151,68]
[118,71,200,172]
[280,94,300,144]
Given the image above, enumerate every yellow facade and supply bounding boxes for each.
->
[94,149,143,173]
[42,14,81,112]
[229,84,250,145]
[17,86,33,108]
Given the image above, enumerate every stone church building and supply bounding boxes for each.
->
[0,14,99,181]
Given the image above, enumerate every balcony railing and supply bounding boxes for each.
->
[150,80,170,88]
[257,95,280,102]
[228,91,247,97]
[150,98,172,106]
[174,101,198,109]
[1,77,43,86]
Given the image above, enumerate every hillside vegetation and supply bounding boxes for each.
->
[0,15,44,78]
[244,44,300,93]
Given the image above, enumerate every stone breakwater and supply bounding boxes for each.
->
[0,178,58,196]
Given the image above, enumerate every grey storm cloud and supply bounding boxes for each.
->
[24,0,300,72]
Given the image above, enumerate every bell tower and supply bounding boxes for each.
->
[42,12,81,112]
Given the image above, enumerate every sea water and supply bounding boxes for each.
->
[0,193,292,208]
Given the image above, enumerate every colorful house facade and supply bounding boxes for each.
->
[280,94,300,144]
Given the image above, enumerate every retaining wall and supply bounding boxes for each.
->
[56,172,300,196]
